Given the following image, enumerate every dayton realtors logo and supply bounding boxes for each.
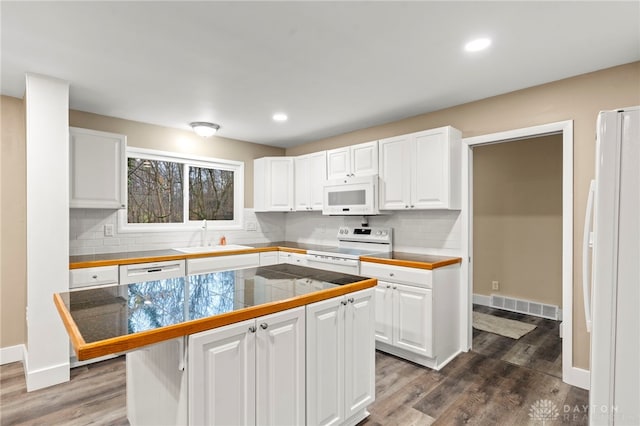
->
[529,399,612,424]
[529,400,560,424]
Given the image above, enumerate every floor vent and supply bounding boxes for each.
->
[490,294,559,320]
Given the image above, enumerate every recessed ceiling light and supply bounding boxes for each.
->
[273,113,288,122]
[464,38,491,52]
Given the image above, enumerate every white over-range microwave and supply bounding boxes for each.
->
[322,175,381,215]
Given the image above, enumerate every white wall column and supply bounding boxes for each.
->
[25,73,70,390]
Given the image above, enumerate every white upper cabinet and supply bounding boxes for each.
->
[254,157,294,212]
[379,126,461,210]
[326,141,378,180]
[378,134,411,210]
[69,127,126,209]
[294,151,327,211]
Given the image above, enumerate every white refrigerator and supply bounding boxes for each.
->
[583,106,639,425]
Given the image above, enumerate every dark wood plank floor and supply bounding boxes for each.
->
[361,351,588,426]
[1,307,585,425]
[0,356,128,425]
[472,304,563,379]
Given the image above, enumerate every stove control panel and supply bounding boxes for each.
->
[337,227,392,243]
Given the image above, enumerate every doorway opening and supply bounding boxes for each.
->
[460,121,588,389]
[471,135,563,378]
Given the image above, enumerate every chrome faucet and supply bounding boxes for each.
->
[201,219,208,246]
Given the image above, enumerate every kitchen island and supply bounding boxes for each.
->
[54,263,377,426]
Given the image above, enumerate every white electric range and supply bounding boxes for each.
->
[306,226,393,274]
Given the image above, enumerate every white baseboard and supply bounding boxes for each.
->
[472,293,491,306]
[0,344,25,365]
[24,356,70,392]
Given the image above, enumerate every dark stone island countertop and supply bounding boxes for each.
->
[55,263,376,361]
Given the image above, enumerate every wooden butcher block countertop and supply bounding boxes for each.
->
[360,252,462,270]
[69,241,338,269]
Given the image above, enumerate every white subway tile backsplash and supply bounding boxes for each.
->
[284,209,462,254]
[70,207,461,256]
[69,208,286,255]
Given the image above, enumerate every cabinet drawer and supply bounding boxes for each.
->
[187,253,260,275]
[119,260,185,284]
[69,266,119,289]
[360,262,432,288]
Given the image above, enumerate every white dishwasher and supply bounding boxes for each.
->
[119,259,186,284]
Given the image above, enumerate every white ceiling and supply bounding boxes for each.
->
[2,1,639,148]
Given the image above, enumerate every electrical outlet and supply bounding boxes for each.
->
[492,281,500,291]
[246,221,257,231]
[104,224,114,237]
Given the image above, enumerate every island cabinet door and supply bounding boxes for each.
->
[189,319,256,426]
[343,288,375,419]
[256,306,305,426]
[306,296,345,426]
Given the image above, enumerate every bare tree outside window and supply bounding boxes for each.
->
[128,158,184,223]
[127,155,238,225]
[189,166,234,221]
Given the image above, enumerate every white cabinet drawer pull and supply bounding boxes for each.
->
[341,300,348,306]
[389,273,395,277]
[248,326,257,333]
[260,323,268,330]
[92,275,98,279]
[348,298,354,304]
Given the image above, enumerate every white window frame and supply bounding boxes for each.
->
[119,147,244,232]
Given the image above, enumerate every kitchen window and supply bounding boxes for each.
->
[120,148,244,231]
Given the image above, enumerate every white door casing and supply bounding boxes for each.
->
[461,120,584,389]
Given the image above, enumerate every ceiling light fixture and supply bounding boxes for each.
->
[464,37,491,52]
[190,122,220,137]
[272,113,288,122]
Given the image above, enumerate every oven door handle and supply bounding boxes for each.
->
[306,255,359,266]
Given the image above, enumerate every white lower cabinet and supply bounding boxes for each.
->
[188,306,305,426]
[259,251,279,266]
[362,261,460,370]
[306,288,375,426]
[278,251,308,266]
[186,253,260,275]
[376,281,433,357]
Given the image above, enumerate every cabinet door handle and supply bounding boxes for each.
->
[405,205,409,208]
[410,205,415,208]
[389,273,395,277]
[386,284,391,289]
[348,298,355,304]
[260,323,268,330]
[92,275,98,279]
[392,286,397,290]
[341,300,348,306]
[248,326,257,333]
